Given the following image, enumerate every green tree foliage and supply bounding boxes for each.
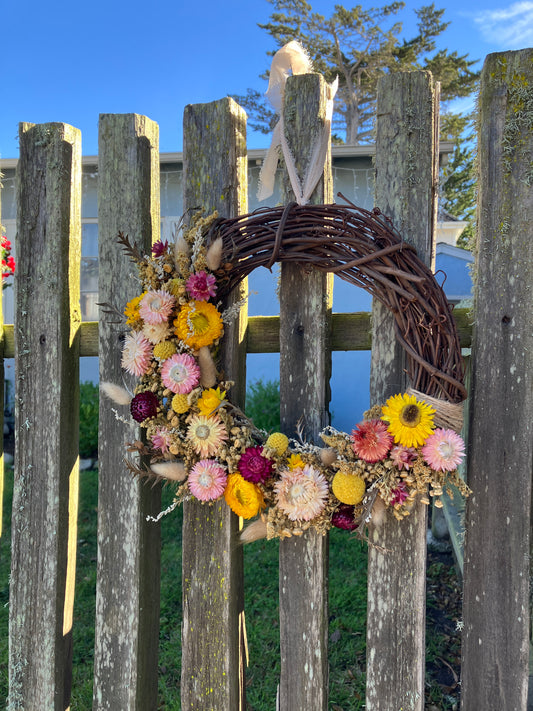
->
[79,381,99,459]
[245,378,281,432]
[235,0,479,144]
[440,112,476,249]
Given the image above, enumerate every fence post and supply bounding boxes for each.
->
[461,48,533,710]
[94,114,161,710]
[278,73,333,711]
[9,122,81,710]
[181,97,248,710]
[366,72,439,710]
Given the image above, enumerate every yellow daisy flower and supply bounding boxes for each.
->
[174,300,223,350]
[224,472,264,519]
[197,387,226,417]
[381,392,435,448]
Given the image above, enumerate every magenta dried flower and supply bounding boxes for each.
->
[186,270,217,301]
[130,391,159,422]
[239,445,273,484]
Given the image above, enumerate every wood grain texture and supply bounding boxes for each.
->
[93,114,161,711]
[181,97,248,711]
[461,49,533,711]
[366,72,439,711]
[278,73,333,711]
[9,122,81,710]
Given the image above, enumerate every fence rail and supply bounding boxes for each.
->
[2,48,532,711]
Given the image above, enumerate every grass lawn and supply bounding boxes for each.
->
[1,465,461,709]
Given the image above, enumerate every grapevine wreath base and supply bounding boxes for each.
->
[102,200,470,540]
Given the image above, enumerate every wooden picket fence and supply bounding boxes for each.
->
[2,48,532,710]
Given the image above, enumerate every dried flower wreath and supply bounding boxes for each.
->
[103,200,470,541]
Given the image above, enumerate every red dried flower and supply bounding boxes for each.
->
[331,504,357,531]
[130,391,159,422]
[239,445,273,483]
[351,419,393,462]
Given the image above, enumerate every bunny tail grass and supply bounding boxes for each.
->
[150,460,187,482]
[198,346,217,388]
[206,236,223,271]
[240,518,268,544]
[370,496,387,527]
[101,382,132,406]
[174,234,191,260]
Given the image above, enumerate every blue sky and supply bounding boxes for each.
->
[1,0,533,159]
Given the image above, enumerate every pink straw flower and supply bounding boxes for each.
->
[151,426,173,454]
[186,270,217,301]
[139,289,176,324]
[274,465,329,521]
[160,353,200,394]
[188,459,227,501]
[422,428,465,472]
[389,445,416,470]
[121,331,152,376]
[351,419,393,462]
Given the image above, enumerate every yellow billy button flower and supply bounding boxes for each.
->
[197,387,226,417]
[381,392,435,448]
[332,471,366,506]
[153,340,177,361]
[171,393,190,414]
[266,432,289,456]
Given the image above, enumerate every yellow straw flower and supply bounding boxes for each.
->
[287,453,305,470]
[174,300,223,350]
[197,387,226,417]
[381,392,435,448]
[224,472,264,519]
[124,292,145,326]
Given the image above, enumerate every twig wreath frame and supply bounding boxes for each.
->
[211,196,466,406]
[103,199,470,541]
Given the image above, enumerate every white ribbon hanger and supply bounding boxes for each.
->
[257,40,338,205]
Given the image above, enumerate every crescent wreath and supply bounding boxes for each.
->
[102,199,471,542]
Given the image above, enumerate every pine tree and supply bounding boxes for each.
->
[234,0,479,144]
[440,112,476,250]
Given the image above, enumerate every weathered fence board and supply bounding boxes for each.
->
[181,97,248,711]
[1,306,473,360]
[0,184,4,537]
[367,72,439,710]
[9,122,81,710]
[278,73,333,711]
[461,48,533,711]
[94,114,161,710]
